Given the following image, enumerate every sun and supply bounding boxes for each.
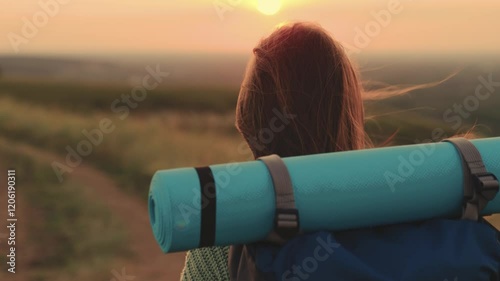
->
[257,0,282,16]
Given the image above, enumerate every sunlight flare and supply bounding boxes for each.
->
[257,0,282,15]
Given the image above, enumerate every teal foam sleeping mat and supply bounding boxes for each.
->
[149,137,500,253]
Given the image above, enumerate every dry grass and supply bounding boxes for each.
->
[0,96,248,195]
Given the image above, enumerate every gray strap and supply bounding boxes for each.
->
[443,138,499,220]
[259,154,300,243]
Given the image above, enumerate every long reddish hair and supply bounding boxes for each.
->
[236,22,368,158]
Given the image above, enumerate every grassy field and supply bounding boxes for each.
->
[0,139,127,281]
[0,78,238,113]
[0,96,247,197]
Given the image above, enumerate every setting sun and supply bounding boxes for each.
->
[257,0,282,15]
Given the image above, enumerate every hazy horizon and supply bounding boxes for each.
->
[2,0,500,56]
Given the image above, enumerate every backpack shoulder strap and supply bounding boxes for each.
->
[443,138,499,220]
[259,154,301,244]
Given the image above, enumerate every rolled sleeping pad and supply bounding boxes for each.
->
[149,137,500,253]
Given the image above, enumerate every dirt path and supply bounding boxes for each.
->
[1,141,186,281]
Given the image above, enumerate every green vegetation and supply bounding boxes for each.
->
[0,139,127,281]
[0,78,238,113]
[0,96,247,196]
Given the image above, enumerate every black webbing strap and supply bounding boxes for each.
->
[195,167,216,247]
[259,154,300,244]
[443,138,499,220]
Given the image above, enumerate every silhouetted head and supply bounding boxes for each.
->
[236,22,366,158]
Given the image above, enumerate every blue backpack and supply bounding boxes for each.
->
[229,219,500,281]
[229,139,500,280]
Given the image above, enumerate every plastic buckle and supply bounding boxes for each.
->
[473,172,499,201]
[274,208,300,239]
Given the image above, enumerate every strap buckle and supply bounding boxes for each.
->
[472,172,499,202]
[274,208,300,239]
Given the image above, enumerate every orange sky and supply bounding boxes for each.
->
[1,0,500,56]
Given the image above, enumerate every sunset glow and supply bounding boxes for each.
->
[257,0,282,15]
[1,0,500,55]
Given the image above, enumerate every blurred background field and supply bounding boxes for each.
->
[1,0,500,280]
